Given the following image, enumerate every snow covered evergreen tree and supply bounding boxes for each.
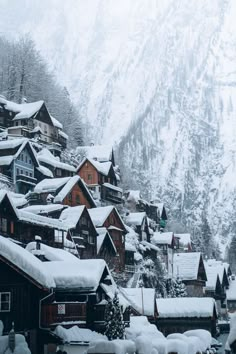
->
[104,292,125,340]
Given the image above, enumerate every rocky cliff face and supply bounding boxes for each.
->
[2,0,236,254]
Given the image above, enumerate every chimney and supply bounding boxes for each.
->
[35,235,42,250]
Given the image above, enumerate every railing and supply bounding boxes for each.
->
[41,302,87,328]
[16,174,37,184]
[125,265,139,273]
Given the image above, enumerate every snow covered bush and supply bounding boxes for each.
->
[0,334,31,354]
[87,339,136,354]
[184,329,212,352]
[125,316,164,341]
[166,338,188,354]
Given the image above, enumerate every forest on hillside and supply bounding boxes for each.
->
[0,35,83,148]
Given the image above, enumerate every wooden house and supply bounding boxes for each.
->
[173,252,207,296]
[125,212,150,242]
[59,205,98,259]
[96,227,117,268]
[0,236,56,354]
[156,297,218,337]
[28,175,96,208]
[120,287,158,324]
[0,96,68,148]
[175,233,192,252]
[152,232,176,278]
[227,277,236,313]
[0,237,127,353]
[37,148,75,178]
[88,206,127,272]
[77,158,123,204]
[0,138,40,193]
[0,191,77,254]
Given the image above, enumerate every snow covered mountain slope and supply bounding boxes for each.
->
[1,0,236,255]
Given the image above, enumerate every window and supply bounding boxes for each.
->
[21,154,24,161]
[15,121,18,126]
[68,192,72,201]
[56,169,62,177]
[88,174,92,182]
[25,155,28,163]
[0,292,11,312]
[88,235,94,244]
[76,195,80,205]
[29,159,32,165]
[26,171,28,176]
[54,230,63,243]
[0,218,7,233]
[81,217,87,225]
[29,172,32,177]
[20,169,23,175]
[16,168,19,175]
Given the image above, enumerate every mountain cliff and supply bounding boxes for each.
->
[1,0,236,255]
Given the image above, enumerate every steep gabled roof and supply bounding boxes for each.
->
[125,212,146,227]
[88,206,127,231]
[77,157,113,177]
[0,138,39,167]
[34,177,70,193]
[12,101,44,120]
[204,262,221,291]
[120,287,156,317]
[152,232,174,246]
[173,252,206,281]
[0,236,55,289]
[96,227,117,254]
[59,205,86,229]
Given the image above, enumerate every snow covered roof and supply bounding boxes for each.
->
[127,190,141,202]
[22,204,66,215]
[6,191,28,208]
[37,148,76,172]
[121,288,156,317]
[77,157,112,176]
[0,138,39,167]
[26,241,78,262]
[204,262,220,291]
[125,241,136,252]
[18,210,68,230]
[204,259,227,283]
[96,227,117,254]
[103,183,123,193]
[88,206,115,226]
[156,297,216,318]
[173,252,202,280]
[152,232,174,246]
[0,191,19,217]
[42,259,107,290]
[37,165,54,178]
[175,233,191,247]
[51,116,63,129]
[34,176,71,193]
[53,175,82,203]
[0,236,55,289]
[0,97,44,120]
[141,241,160,252]
[54,325,107,344]
[75,144,113,162]
[125,212,146,227]
[59,206,86,229]
[58,130,68,140]
[227,278,236,300]
[12,101,44,120]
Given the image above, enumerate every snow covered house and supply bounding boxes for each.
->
[120,287,158,323]
[77,157,123,205]
[28,175,96,208]
[156,297,218,336]
[0,192,77,253]
[37,148,75,178]
[0,138,41,193]
[125,212,151,243]
[0,236,125,354]
[175,233,192,252]
[59,205,98,259]
[173,252,207,297]
[88,206,127,272]
[96,227,117,268]
[152,232,176,278]
[227,277,236,313]
[0,97,68,149]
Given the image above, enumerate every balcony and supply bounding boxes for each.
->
[41,302,87,328]
[101,183,123,204]
[125,265,139,273]
[16,174,37,186]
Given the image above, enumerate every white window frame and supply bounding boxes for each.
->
[0,292,11,312]
[54,230,63,243]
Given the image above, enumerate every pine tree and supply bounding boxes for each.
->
[104,292,125,340]
[174,277,187,297]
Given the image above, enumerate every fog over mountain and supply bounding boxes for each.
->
[1,0,236,255]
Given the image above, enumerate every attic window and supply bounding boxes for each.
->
[0,292,11,312]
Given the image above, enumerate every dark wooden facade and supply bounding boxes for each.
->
[78,159,117,187]
[97,231,117,269]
